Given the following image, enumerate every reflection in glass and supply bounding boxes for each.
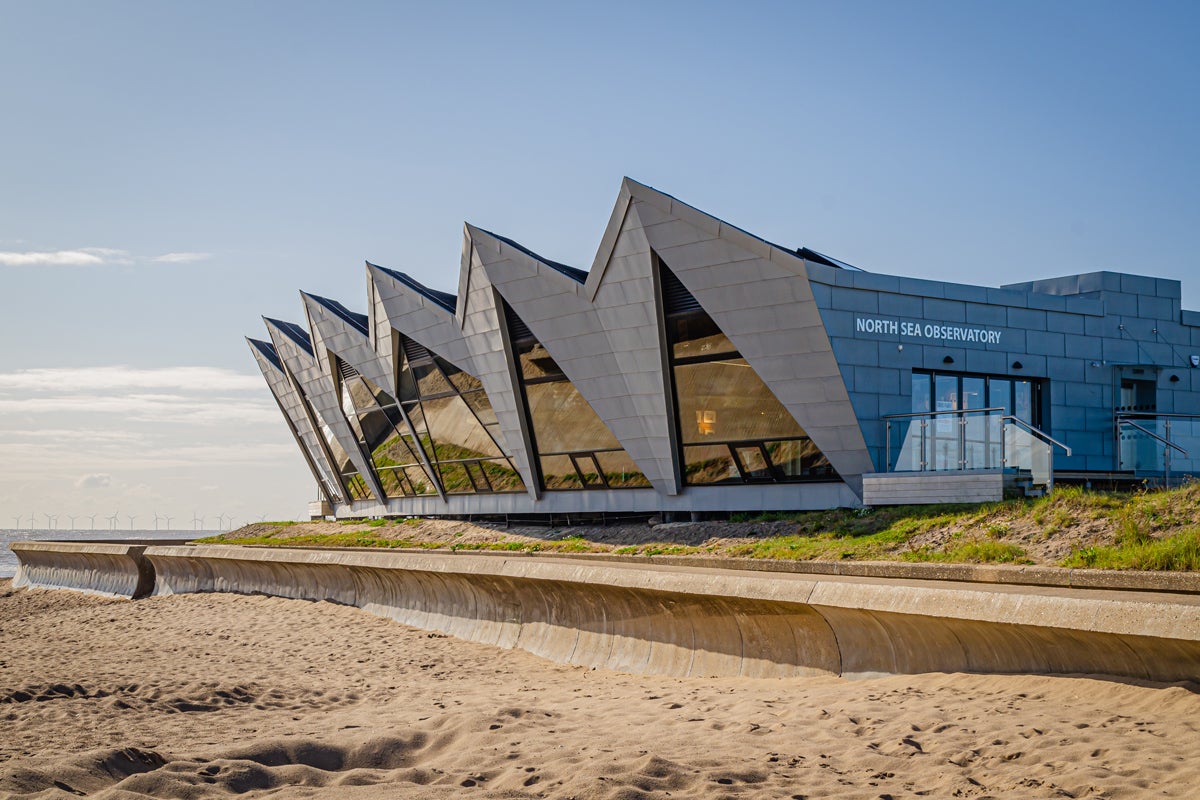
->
[674,359,806,445]
[682,444,740,484]
[523,381,621,453]
[395,341,525,495]
[661,260,836,485]
[540,454,582,489]
[329,359,436,498]
[594,450,652,487]
[506,302,648,490]
[911,373,931,413]
[735,446,770,479]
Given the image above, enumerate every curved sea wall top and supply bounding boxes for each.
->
[15,541,1195,684]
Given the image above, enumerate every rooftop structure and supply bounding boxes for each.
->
[249,179,1200,518]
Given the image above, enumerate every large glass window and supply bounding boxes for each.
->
[911,371,1043,426]
[660,261,836,485]
[395,339,524,494]
[336,358,437,497]
[911,371,1045,470]
[505,303,649,490]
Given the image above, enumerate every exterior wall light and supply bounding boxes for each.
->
[943,355,954,364]
[1011,361,1023,370]
[1170,374,1181,383]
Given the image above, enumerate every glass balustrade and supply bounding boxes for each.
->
[1116,414,1199,484]
[886,409,1063,485]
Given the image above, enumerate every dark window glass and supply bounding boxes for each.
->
[988,377,1012,416]
[961,376,986,410]
[913,370,1044,429]
[911,373,931,413]
[934,374,959,413]
[1014,380,1033,424]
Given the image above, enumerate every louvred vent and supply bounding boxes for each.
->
[401,335,430,364]
[660,262,702,314]
[337,358,360,383]
[504,303,534,343]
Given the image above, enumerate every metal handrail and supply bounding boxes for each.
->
[882,407,1005,420]
[1116,417,1189,488]
[1116,418,1188,457]
[1001,415,1072,456]
[883,410,1069,492]
[1115,411,1200,421]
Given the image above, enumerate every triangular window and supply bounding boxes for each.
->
[659,260,836,485]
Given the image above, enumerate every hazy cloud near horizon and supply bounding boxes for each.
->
[0,248,212,267]
[0,364,311,521]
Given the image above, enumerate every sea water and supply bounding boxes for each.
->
[0,529,216,579]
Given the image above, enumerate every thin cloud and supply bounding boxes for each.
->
[0,247,132,267]
[0,365,263,393]
[153,251,212,263]
[75,473,112,489]
[0,395,279,425]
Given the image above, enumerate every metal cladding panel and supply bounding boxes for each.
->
[303,293,394,393]
[265,319,385,501]
[621,186,872,495]
[367,261,539,497]
[468,225,679,495]
[248,340,343,503]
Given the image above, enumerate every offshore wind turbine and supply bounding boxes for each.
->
[164,514,173,530]
[88,514,97,530]
[153,512,163,531]
[127,514,137,531]
[192,512,203,531]
[107,511,120,530]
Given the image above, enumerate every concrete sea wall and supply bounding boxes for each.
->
[11,541,155,599]
[12,542,1200,682]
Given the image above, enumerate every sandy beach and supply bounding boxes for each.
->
[2,578,1198,799]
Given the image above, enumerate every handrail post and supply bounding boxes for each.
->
[958,411,966,470]
[1047,444,1055,494]
[885,420,892,473]
[1165,418,1172,488]
[919,418,927,471]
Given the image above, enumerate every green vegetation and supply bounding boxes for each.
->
[904,540,1029,564]
[1063,529,1200,571]
[203,481,1200,571]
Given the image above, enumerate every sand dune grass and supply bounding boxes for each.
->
[208,482,1200,569]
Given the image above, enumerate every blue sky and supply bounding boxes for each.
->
[2,0,1197,526]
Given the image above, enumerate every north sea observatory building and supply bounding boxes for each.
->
[248,179,1200,519]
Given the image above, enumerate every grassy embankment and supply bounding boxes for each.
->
[202,482,1200,570]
